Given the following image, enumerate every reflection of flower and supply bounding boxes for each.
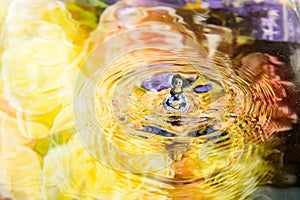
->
[236,52,298,140]
[0,0,92,199]
[42,135,172,200]
[0,1,297,200]
[1,0,86,114]
[142,73,172,92]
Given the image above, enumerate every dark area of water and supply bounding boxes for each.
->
[236,40,300,188]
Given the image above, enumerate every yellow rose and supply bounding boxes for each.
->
[42,135,172,200]
[0,0,92,199]
[1,0,87,115]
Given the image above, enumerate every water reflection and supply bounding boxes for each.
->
[74,0,299,199]
[0,0,299,200]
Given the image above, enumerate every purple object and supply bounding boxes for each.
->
[208,0,300,43]
[102,0,300,41]
[153,0,300,43]
[193,84,213,93]
[142,74,172,92]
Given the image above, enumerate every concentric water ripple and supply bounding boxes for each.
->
[0,1,299,200]
[73,2,298,200]
[73,31,287,199]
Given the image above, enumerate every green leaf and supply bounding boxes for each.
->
[34,137,50,156]
[66,2,99,29]
[81,0,108,8]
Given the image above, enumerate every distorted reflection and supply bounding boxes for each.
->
[0,0,299,200]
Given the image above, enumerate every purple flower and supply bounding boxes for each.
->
[142,74,172,92]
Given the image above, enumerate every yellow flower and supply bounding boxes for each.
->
[0,0,92,199]
[0,147,42,200]
[0,1,285,200]
[42,135,172,200]
[1,0,87,114]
